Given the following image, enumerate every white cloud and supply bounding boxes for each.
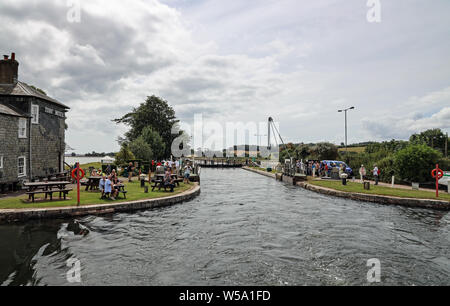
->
[1,0,449,152]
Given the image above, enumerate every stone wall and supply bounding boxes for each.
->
[0,114,30,184]
[30,98,66,177]
[0,95,66,184]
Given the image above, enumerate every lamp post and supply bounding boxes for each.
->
[338,107,355,155]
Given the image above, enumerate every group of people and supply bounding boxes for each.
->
[99,170,122,200]
[295,161,340,178]
[359,165,381,185]
[155,161,193,192]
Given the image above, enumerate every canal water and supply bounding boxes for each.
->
[0,169,449,286]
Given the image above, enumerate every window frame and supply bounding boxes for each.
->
[31,104,39,124]
[18,118,27,138]
[18,156,26,177]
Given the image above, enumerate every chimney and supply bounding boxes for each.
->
[0,52,19,85]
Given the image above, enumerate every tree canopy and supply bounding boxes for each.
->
[114,95,179,158]
[129,136,153,162]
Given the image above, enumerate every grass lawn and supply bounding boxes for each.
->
[308,179,450,202]
[0,181,194,210]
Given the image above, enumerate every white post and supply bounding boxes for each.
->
[391,176,395,188]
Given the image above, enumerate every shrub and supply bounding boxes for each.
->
[394,144,442,183]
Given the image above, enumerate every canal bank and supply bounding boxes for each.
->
[0,184,200,224]
[243,167,450,211]
[1,168,448,286]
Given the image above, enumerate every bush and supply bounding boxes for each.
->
[438,157,450,171]
[310,142,339,161]
[394,144,442,183]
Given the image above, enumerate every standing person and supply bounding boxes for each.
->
[183,163,192,184]
[312,162,316,177]
[359,165,366,182]
[127,162,134,183]
[373,165,380,185]
[324,163,329,177]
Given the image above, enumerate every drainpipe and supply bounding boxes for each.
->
[28,102,32,181]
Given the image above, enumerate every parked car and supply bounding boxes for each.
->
[322,160,353,176]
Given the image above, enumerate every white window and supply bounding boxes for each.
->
[0,156,3,169]
[31,104,39,124]
[18,118,27,138]
[18,156,26,177]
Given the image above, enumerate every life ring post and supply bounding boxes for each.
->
[431,164,444,198]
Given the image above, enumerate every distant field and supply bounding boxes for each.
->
[338,147,366,153]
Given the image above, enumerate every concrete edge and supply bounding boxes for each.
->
[242,166,277,178]
[298,182,450,211]
[243,166,450,211]
[0,184,201,224]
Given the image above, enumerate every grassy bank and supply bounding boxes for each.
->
[0,181,194,210]
[308,179,450,202]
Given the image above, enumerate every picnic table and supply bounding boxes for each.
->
[114,183,128,199]
[100,183,128,199]
[151,174,182,192]
[24,181,72,203]
[83,176,102,191]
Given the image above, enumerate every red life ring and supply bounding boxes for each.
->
[71,168,85,180]
[431,168,444,180]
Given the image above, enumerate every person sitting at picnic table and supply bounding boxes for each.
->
[164,169,175,192]
[105,175,115,200]
[183,163,192,184]
[99,175,107,197]
[111,175,120,199]
[111,169,118,181]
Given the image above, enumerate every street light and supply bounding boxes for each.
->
[338,107,355,155]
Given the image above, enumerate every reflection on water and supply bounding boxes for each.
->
[0,169,449,286]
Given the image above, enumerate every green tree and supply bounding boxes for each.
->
[310,142,339,160]
[114,95,179,158]
[394,144,442,183]
[141,126,166,160]
[295,144,311,160]
[129,136,153,162]
[410,129,448,153]
[115,143,136,166]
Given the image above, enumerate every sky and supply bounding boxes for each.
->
[0,0,449,153]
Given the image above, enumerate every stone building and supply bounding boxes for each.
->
[0,53,69,192]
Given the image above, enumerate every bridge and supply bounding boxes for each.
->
[196,158,244,168]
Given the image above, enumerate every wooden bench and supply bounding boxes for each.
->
[151,180,175,192]
[26,189,73,203]
[174,178,183,186]
[119,190,127,198]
